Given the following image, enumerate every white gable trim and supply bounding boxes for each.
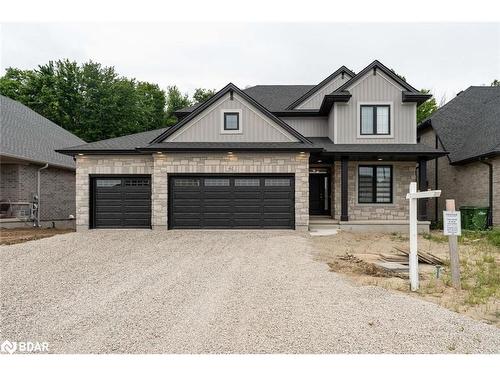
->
[166,92,299,142]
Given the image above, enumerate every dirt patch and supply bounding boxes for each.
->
[0,228,74,245]
[312,230,500,327]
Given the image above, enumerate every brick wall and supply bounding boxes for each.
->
[419,127,498,226]
[333,161,417,221]
[0,164,20,201]
[0,163,76,221]
[75,152,309,231]
[39,167,76,221]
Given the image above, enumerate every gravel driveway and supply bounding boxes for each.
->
[1,230,499,354]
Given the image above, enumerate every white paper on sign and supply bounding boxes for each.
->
[443,211,461,236]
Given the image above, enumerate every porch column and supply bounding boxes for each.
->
[418,158,428,221]
[340,156,349,221]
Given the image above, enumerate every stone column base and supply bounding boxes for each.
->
[295,224,309,232]
[152,225,168,231]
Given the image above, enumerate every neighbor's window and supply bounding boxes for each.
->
[360,105,390,135]
[358,165,393,203]
[224,112,240,131]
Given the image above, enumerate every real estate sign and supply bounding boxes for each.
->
[443,211,461,236]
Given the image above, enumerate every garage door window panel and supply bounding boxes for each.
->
[204,178,230,187]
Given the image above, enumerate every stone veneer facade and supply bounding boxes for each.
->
[75,152,310,231]
[332,161,417,221]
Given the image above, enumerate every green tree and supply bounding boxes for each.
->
[417,89,438,124]
[390,68,406,82]
[491,79,500,86]
[193,88,216,104]
[0,60,167,142]
[165,85,191,125]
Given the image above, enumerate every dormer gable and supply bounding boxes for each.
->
[287,66,355,110]
[151,83,311,144]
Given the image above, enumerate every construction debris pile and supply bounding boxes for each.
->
[375,246,444,273]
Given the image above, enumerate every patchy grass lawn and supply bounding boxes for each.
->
[0,227,74,245]
[312,230,500,327]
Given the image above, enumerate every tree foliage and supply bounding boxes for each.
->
[165,86,192,126]
[390,68,406,82]
[0,60,167,142]
[193,88,216,104]
[491,79,500,86]
[417,89,438,124]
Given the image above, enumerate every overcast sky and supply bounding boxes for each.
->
[1,23,499,103]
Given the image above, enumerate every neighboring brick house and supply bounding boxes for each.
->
[418,86,500,226]
[58,60,444,232]
[0,95,86,227]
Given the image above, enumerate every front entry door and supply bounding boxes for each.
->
[309,173,330,215]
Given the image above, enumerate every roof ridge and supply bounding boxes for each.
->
[245,84,315,87]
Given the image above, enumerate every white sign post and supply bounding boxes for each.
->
[406,182,441,291]
[444,200,461,289]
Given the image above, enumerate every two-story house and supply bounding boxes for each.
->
[58,60,445,232]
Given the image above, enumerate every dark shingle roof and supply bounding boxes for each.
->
[418,87,500,164]
[0,95,85,169]
[175,85,315,115]
[244,85,315,112]
[58,127,167,153]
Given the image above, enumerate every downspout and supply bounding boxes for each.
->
[434,134,439,223]
[36,163,49,227]
[480,159,493,227]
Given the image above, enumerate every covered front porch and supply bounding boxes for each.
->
[306,140,447,233]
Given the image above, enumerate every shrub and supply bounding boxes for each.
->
[486,229,500,248]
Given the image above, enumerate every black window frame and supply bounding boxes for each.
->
[223,112,240,131]
[357,165,393,204]
[360,105,391,135]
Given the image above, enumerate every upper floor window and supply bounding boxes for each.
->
[224,112,239,131]
[360,105,390,135]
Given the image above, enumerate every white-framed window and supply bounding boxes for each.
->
[220,109,243,134]
[357,102,393,138]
